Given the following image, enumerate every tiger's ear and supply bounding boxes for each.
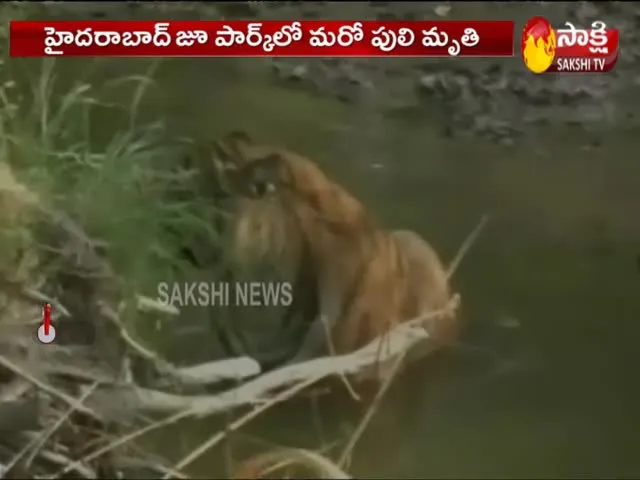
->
[216,130,254,165]
[211,132,253,177]
[224,130,254,150]
[183,138,241,196]
[211,139,237,168]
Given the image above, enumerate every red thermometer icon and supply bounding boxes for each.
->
[37,303,56,344]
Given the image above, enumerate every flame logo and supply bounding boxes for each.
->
[521,16,556,74]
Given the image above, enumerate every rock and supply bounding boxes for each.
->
[433,4,452,17]
[290,64,308,81]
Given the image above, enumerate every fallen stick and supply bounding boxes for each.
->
[100,304,260,388]
[232,448,352,480]
[155,357,261,388]
[55,297,460,478]
[0,354,102,422]
[136,294,180,316]
[165,374,323,477]
[83,297,458,418]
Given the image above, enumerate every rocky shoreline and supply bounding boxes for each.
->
[31,1,640,141]
[257,2,640,142]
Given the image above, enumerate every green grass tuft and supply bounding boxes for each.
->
[0,50,224,336]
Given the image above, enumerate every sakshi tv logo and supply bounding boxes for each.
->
[521,17,619,74]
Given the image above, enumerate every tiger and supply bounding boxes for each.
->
[205,131,459,383]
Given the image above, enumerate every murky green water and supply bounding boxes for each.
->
[33,56,640,478]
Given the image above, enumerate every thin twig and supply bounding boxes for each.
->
[3,382,99,476]
[24,381,100,469]
[233,447,351,479]
[51,404,203,478]
[321,314,360,401]
[0,278,70,317]
[338,351,406,468]
[100,304,175,374]
[164,373,324,478]
[39,449,97,479]
[446,214,490,280]
[115,457,190,480]
[13,434,98,479]
[136,294,180,316]
[0,354,101,421]
[339,214,489,467]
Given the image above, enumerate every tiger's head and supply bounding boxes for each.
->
[201,131,368,272]
[204,131,306,273]
[210,131,315,203]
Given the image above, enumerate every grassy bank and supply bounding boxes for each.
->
[0,8,238,475]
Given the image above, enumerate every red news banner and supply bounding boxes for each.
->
[10,20,514,57]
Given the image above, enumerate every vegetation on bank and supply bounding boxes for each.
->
[0,5,355,478]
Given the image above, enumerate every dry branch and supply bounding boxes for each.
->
[83,296,459,418]
[100,303,260,388]
[156,357,262,388]
[232,448,352,479]
[165,374,324,477]
[136,294,180,316]
[0,354,102,422]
